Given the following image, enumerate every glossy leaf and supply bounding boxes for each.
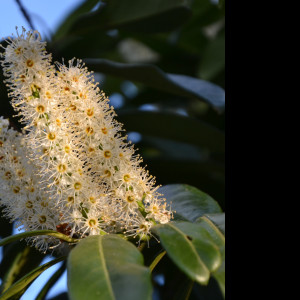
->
[198,31,225,81]
[153,220,225,297]
[201,213,225,235]
[197,216,225,297]
[0,257,65,300]
[152,222,221,285]
[69,0,192,34]
[67,235,152,300]
[85,59,225,110]
[53,0,99,40]
[117,110,225,152]
[158,184,222,222]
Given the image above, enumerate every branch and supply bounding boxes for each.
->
[15,0,35,30]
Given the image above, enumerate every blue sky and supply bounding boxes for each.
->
[1,2,86,299]
[0,0,85,39]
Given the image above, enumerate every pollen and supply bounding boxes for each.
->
[36,105,45,113]
[74,182,82,190]
[88,147,95,153]
[126,195,135,203]
[89,196,96,204]
[67,196,74,203]
[85,126,94,135]
[47,132,56,140]
[69,104,76,111]
[26,59,34,67]
[15,47,22,55]
[88,218,97,227]
[104,169,111,177]
[56,119,61,126]
[86,108,94,117]
[45,91,52,99]
[104,150,112,158]
[38,215,47,224]
[139,224,148,232]
[79,92,87,99]
[13,186,21,193]
[101,127,108,134]
[123,174,131,182]
[57,163,67,173]
[152,205,159,213]
[41,201,48,207]
[64,145,71,153]
[42,147,49,155]
[25,201,33,209]
[5,171,12,180]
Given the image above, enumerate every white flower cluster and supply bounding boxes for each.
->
[0,28,172,252]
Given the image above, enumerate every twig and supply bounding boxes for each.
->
[15,0,35,30]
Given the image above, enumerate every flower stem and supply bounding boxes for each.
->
[149,251,166,272]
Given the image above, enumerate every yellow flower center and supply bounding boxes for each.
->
[36,105,45,113]
[13,186,20,193]
[74,182,82,190]
[26,201,33,208]
[86,108,94,117]
[89,197,96,204]
[67,196,74,203]
[26,59,34,67]
[88,219,97,227]
[64,145,71,153]
[47,132,56,141]
[57,164,66,173]
[85,126,94,135]
[123,174,131,182]
[104,150,111,158]
[39,215,47,224]
[126,195,135,203]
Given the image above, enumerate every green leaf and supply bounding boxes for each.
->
[50,32,119,59]
[53,0,99,40]
[153,220,225,297]
[158,184,222,222]
[152,222,220,285]
[198,31,225,81]
[0,243,44,293]
[117,110,225,152]
[85,59,225,110]
[0,257,65,300]
[172,222,222,272]
[70,0,192,34]
[197,215,225,297]
[0,230,79,247]
[67,235,152,300]
[201,213,225,235]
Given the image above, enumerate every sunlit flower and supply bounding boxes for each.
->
[0,28,172,252]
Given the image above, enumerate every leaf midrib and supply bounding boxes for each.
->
[167,223,210,278]
[201,216,225,243]
[97,237,115,300]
